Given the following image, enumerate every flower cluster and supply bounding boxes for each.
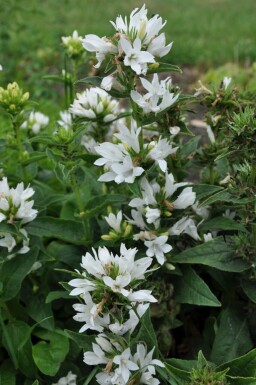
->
[131,74,179,115]
[84,337,164,385]
[0,82,29,115]
[69,244,163,384]
[21,111,49,134]
[0,177,37,255]
[82,5,172,76]
[94,120,178,183]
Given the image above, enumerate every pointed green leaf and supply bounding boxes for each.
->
[171,238,250,272]
[210,307,253,365]
[174,266,221,307]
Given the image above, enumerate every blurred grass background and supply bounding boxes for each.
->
[1,0,255,113]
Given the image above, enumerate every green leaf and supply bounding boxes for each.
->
[242,280,256,303]
[226,376,256,385]
[0,247,39,301]
[0,360,16,385]
[84,194,127,218]
[218,348,256,377]
[26,217,87,244]
[179,135,201,157]
[191,184,224,201]
[171,238,250,272]
[64,330,95,350]
[135,308,158,351]
[27,295,54,330]
[210,307,253,365]
[21,152,47,166]
[174,266,221,307]
[165,358,198,372]
[31,381,40,385]
[2,321,36,377]
[199,217,248,233]
[0,222,26,239]
[45,291,72,303]
[46,241,82,266]
[32,330,69,376]
[147,62,182,74]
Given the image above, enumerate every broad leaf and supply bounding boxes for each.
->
[64,329,96,350]
[210,307,253,365]
[217,348,256,377]
[242,280,256,304]
[199,217,248,233]
[32,330,69,376]
[171,238,250,272]
[174,266,221,307]
[0,247,38,301]
[26,217,87,244]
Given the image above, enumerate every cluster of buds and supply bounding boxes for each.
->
[0,82,29,115]
[61,30,84,59]
[0,177,37,255]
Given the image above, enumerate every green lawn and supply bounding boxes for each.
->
[1,0,255,112]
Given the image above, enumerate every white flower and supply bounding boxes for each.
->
[113,348,139,383]
[146,138,178,172]
[17,228,30,254]
[0,177,37,224]
[172,187,196,209]
[131,74,179,115]
[52,371,77,385]
[128,289,157,303]
[57,110,72,130]
[21,111,49,134]
[101,75,114,91]
[0,64,3,71]
[134,344,164,373]
[147,33,173,57]
[222,76,232,90]
[169,216,200,240]
[109,303,148,335]
[81,135,98,154]
[0,233,16,252]
[192,202,210,220]
[144,235,172,265]
[169,126,180,136]
[73,292,110,333]
[119,37,155,75]
[129,177,159,209]
[105,210,122,232]
[103,274,131,297]
[222,209,236,219]
[115,122,141,153]
[203,233,213,242]
[82,34,117,68]
[84,342,109,365]
[145,207,160,226]
[98,153,144,184]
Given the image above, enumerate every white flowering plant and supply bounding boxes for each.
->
[0,5,256,385]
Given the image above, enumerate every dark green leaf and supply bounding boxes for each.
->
[32,330,69,376]
[199,217,248,233]
[242,280,256,303]
[21,152,47,166]
[174,266,221,307]
[218,348,256,378]
[0,360,16,385]
[171,238,250,272]
[210,307,253,365]
[179,135,201,157]
[64,329,95,350]
[0,247,39,301]
[26,217,87,244]
[45,291,72,303]
[27,295,54,330]
[191,184,224,201]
